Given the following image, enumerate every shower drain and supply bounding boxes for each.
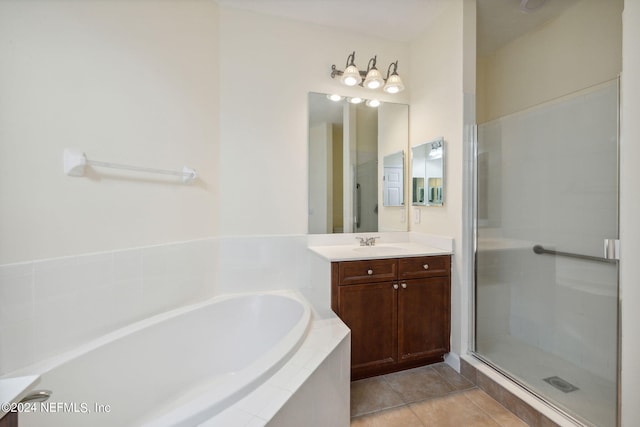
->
[543,376,579,393]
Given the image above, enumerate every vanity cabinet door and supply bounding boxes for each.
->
[397,277,451,363]
[337,282,398,376]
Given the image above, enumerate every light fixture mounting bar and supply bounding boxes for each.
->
[330,65,368,80]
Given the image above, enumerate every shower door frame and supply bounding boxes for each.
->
[468,79,621,427]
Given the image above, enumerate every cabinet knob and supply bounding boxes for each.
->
[367,269,373,275]
[393,283,399,289]
[401,283,407,289]
[423,264,429,270]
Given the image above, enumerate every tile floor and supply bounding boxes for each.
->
[351,363,528,427]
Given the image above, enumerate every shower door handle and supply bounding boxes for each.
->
[604,239,620,260]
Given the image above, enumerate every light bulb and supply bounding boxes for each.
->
[366,99,380,107]
[327,94,343,102]
[364,68,384,90]
[341,65,362,86]
[383,73,405,94]
[348,97,363,104]
[343,76,358,86]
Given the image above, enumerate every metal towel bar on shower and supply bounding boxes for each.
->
[532,244,616,264]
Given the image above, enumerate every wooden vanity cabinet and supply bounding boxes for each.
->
[331,255,451,380]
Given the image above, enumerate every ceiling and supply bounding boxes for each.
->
[216,0,450,43]
[217,0,582,55]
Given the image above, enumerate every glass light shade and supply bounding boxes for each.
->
[327,94,343,102]
[383,73,405,94]
[364,68,384,89]
[348,97,363,104]
[366,99,381,107]
[341,65,362,86]
[428,147,443,159]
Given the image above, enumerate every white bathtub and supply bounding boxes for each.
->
[16,292,311,427]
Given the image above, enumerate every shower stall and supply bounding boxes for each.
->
[473,80,619,426]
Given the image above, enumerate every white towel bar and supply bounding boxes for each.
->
[63,149,197,183]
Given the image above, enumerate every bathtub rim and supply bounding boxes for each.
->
[0,290,311,381]
[138,290,312,426]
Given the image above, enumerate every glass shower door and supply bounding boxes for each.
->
[474,81,619,427]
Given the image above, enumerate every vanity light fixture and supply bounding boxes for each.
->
[331,51,404,94]
[347,97,363,104]
[327,94,344,102]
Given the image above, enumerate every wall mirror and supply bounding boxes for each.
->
[383,150,404,207]
[412,138,444,206]
[308,93,409,234]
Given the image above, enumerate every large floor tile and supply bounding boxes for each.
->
[432,362,475,390]
[464,389,529,427]
[384,365,455,403]
[350,406,424,427]
[351,376,405,417]
[409,392,502,427]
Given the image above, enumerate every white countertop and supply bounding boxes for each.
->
[308,241,451,261]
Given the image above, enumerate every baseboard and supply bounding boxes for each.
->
[444,352,460,372]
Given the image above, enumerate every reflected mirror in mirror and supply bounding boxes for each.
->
[383,151,404,207]
[412,138,444,206]
[308,93,409,234]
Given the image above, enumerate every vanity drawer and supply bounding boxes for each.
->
[338,259,398,285]
[398,255,450,280]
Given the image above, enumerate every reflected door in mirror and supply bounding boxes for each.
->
[383,150,404,207]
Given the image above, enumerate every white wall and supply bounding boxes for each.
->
[409,0,466,357]
[217,6,409,236]
[477,0,623,123]
[620,1,640,424]
[0,0,219,264]
[0,0,221,376]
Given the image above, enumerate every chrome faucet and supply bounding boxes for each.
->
[355,236,380,246]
